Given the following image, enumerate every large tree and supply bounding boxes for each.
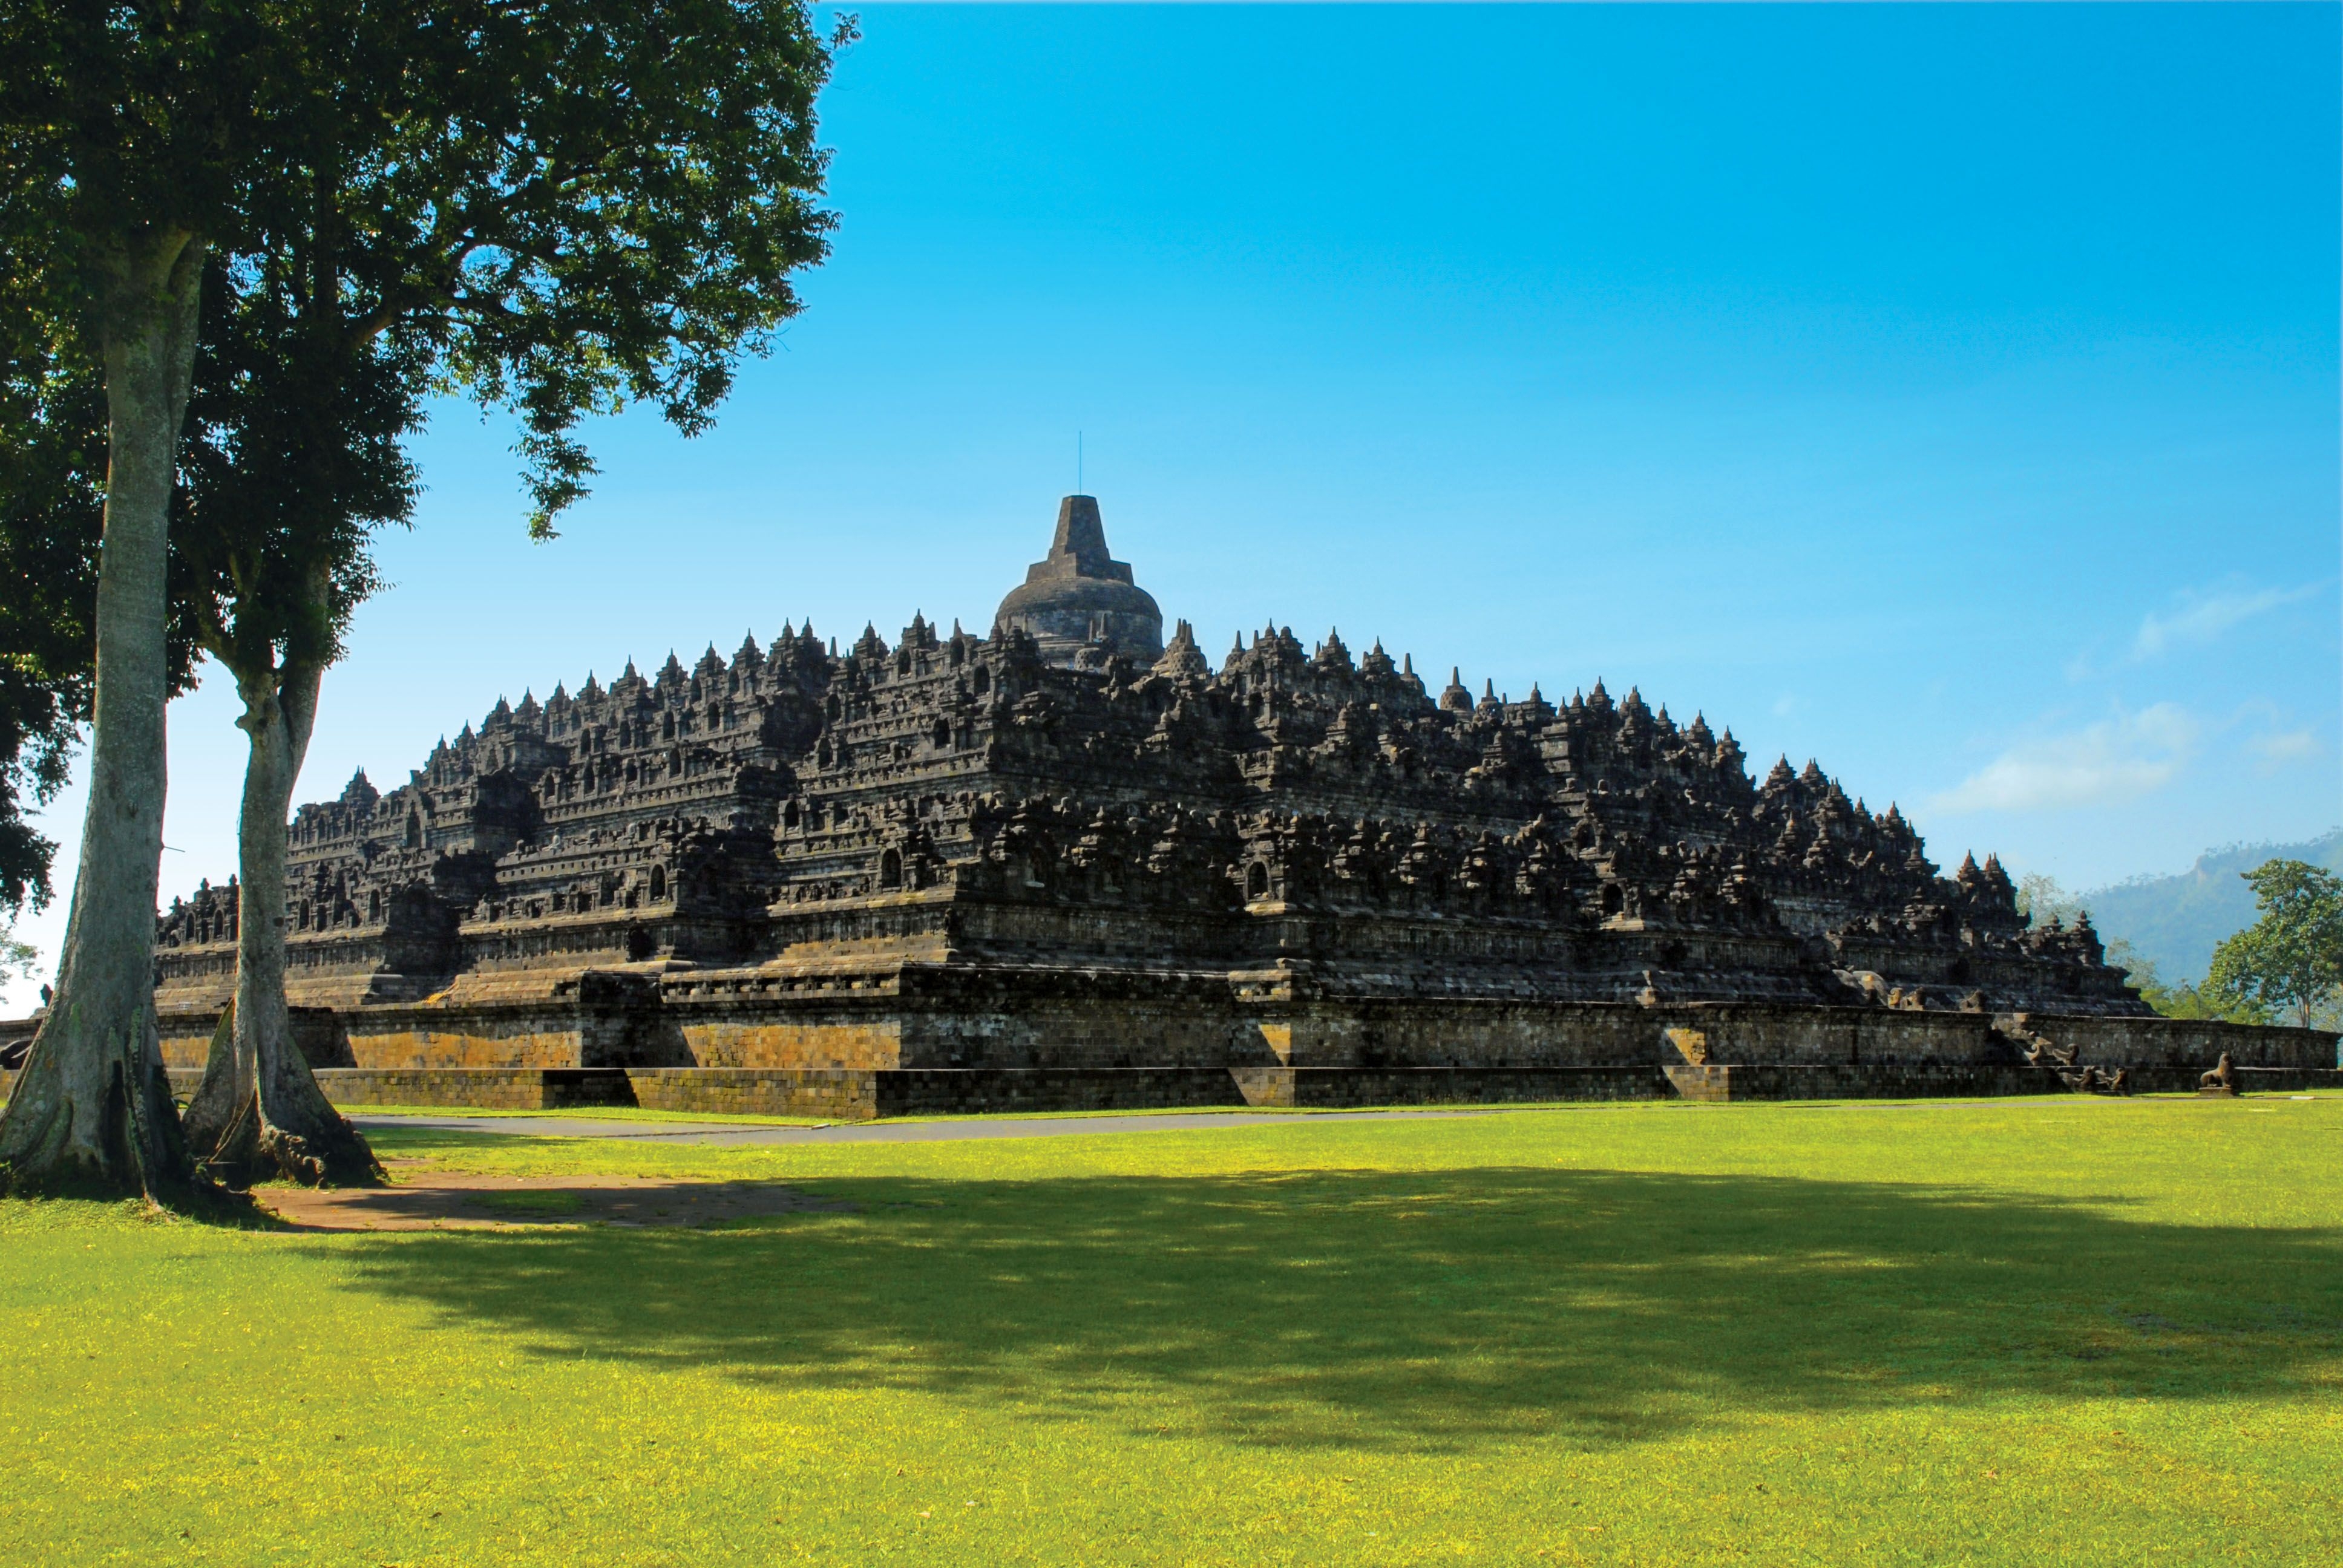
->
[2,0,851,1193]
[1,256,206,929]
[2206,860,2343,1030]
[0,254,202,1045]
[0,0,262,1190]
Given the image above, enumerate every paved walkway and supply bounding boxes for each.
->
[349,1108,1502,1146]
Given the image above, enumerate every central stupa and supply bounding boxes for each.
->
[992,494,1163,664]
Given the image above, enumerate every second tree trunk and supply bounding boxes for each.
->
[182,658,377,1186]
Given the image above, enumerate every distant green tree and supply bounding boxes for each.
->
[0,924,36,987]
[2015,872,2081,929]
[2204,861,2343,1030]
[2106,938,2267,1025]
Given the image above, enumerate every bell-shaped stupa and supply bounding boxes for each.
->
[992,495,1163,665]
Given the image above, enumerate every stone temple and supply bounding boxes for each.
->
[133,496,2338,1114]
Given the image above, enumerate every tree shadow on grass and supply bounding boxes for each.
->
[336,1168,2343,1452]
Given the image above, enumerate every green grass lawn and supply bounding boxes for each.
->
[4,1094,2339,1566]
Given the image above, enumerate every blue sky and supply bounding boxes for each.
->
[7,4,2339,1009]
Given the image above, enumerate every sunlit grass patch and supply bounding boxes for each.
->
[465,1189,589,1217]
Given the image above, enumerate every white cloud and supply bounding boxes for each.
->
[1932,704,2198,814]
[2133,583,2319,661]
[2250,728,2319,770]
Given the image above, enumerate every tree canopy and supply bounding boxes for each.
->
[233,0,854,531]
[2205,860,2343,1030]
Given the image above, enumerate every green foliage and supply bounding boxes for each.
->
[9,0,850,839]
[8,0,853,685]
[10,1,847,1198]
[0,921,36,985]
[0,0,269,278]
[2205,860,2343,1030]
[0,0,852,905]
[2147,979,2271,1025]
[5,1099,2342,1564]
[220,0,856,535]
[2105,937,2270,1025]
[1,0,288,924]
[0,302,97,915]
[172,257,424,688]
[2014,871,2079,928]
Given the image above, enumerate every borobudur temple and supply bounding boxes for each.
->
[127,496,2340,1114]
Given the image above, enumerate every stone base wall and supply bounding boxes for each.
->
[104,965,2343,1083]
[158,1014,215,1067]
[1996,1013,2332,1070]
[159,1008,354,1070]
[1661,1062,2343,1102]
[869,1068,1253,1117]
[625,1067,880,1119]
[1234,1065,1671,1107]
[667,1011,904,1071]
[9,972,2338,1122]
[19,1065,626,1111]
[14,1059,2343,1123]
[310,1068,637,1110]
[1645,1005,2336,1071]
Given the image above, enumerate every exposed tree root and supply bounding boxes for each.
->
[183,1003,381,1188]
[0,999,188,1199]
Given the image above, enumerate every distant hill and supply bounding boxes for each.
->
[2077,828,2343,986]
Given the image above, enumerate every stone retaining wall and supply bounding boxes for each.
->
[98,978,2343,1082]
[1660,1062,2343,1102]
[5,979,2336,1121]
[1997,1012,2333,1069]
[311,1068,637,1110]
[1233,1065,1671,1107]
[624,1067,879,1119]
[11,1059,2343,1122]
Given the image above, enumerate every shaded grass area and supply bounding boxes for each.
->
[355,1163,2342,1449]
[3,1096,2339,1566]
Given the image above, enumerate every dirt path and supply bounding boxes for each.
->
[260,1172,854,1230]
[347,1107,1501,1146]
[278,1108,1514,1232]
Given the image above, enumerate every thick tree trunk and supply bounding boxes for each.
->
[183,655,378,1186]
[0,234,205,1196]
